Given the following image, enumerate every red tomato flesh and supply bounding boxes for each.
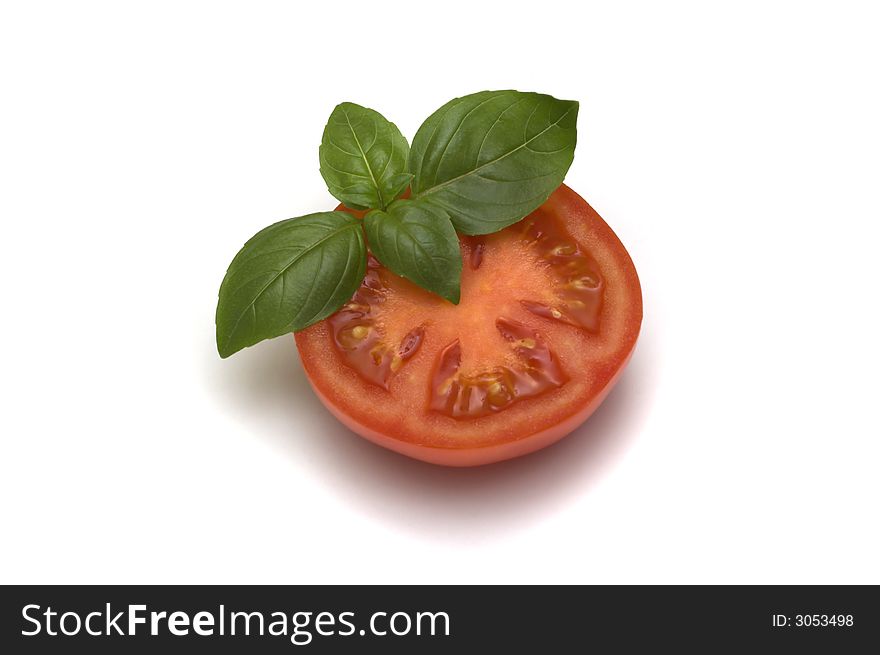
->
[295,184,642,466]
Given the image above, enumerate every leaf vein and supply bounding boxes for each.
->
[415,103,575,199]
[222,221,357,346]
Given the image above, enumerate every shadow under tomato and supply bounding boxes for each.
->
[209,332,655,542]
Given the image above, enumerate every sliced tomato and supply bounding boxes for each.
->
[295,184,642,466]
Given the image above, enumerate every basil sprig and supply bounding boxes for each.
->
[217,91,578,357]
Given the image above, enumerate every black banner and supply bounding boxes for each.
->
[1,585,876,652]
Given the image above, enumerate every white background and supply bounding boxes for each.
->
[2,1,878,584]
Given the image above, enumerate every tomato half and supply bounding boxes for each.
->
[295,184,642,466]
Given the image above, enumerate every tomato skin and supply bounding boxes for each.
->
[302,346,635,466]
[295,184,642,467]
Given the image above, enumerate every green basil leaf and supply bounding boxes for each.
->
[319,102,411,211]
[364,199,462,304]
[216,212,366,358]
[409,90,578,235]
